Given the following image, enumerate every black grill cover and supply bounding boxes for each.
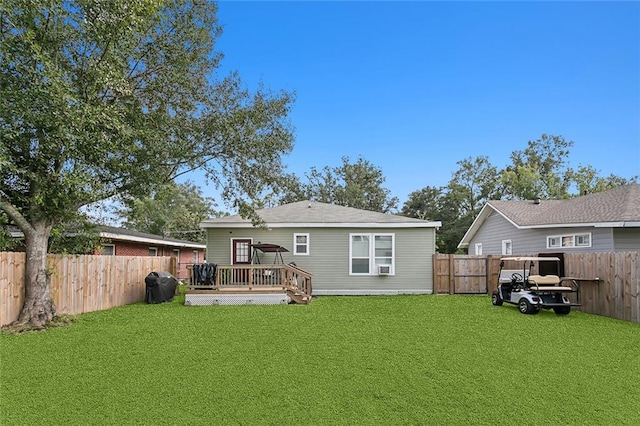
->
[144,271,178,304]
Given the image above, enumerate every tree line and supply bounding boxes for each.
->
[116,134,636,254]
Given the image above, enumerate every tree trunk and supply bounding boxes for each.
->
[15,224,56,328]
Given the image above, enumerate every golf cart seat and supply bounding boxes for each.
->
[527,275,574,292]
[528,274,560,285]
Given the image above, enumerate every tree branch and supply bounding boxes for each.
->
[0,197,34,236]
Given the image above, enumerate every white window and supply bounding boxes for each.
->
[101,244,115,256]
[575,234,591,246]
[474,243,483,255]
[349,233,394,275]
[149,247,158,256]
[548,236,561,248]
[293,233,310,255]
[502,240,512,255]
[193,250,199,263]
[562,236,574,247]
[547,233,592,249]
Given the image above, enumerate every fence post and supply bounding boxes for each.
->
[486,255,494,294]
[169,256,177,278]
[448,254,455,295]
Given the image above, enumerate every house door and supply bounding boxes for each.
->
[231,239,251,284]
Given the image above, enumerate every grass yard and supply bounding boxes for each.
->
[1,293,639,425]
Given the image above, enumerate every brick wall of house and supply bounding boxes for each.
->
[98,240,205,280]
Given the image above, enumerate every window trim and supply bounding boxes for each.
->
[474,243,483,255]
[101,244,115,256]
[349,233,395,276]
[148,247,158,257]
[293,233,310,256]
[547,232,591,249]
[501,240,512,255]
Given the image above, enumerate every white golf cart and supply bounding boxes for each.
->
[491,256,580,315]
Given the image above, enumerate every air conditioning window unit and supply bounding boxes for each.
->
[378,264,391,275]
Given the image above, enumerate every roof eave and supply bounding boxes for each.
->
[99,232,206,249]
[517,221,639,229]
[200,221,442,229]
[457,203,502,248]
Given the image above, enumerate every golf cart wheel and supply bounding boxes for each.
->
[491,292,503,306]
[553,306,571,315]
[518,298,539,315]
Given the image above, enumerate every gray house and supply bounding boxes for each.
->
[458,184,640,255]
[200,200,442,295]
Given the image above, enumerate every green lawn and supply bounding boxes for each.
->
[1,293,639,425]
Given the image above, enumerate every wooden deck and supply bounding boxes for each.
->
[185,263,312,305]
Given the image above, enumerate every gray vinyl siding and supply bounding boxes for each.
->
[469,212,519,254]
[206,227,435,294]
[469,212,617,254]
[613,228,640,251]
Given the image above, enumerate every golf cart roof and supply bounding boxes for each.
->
[500,256,561,262]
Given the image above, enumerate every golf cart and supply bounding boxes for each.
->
[492,256,580,315]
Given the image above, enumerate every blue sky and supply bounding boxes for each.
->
[195,1,640,206]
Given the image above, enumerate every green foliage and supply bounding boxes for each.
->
[116,181,219,243]
[48,219,102,254]
[400,186,443,220]
[568,164,637,196]
[0,211,19,251]
[279,156,399,213]
[447,156,501,216]
[1,296,638,424]
[1,0,294,235]
[0,1,294,322]
[403,134,636,253]
[502,134,573,199]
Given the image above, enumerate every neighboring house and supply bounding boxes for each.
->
[97,226,206,280]
[6,225,206,280]
[458,184,640,255]
[199,200,442,295]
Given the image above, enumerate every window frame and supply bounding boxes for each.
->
[501,240,512,255]
[474,243,483,255]
[349,233,395,276]
[148,247,158,257]
[101,244,115,256]
[293,233,310,256]
[575,234,591,247]
[547,232,592,249]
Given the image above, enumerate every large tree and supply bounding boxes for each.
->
[279,156,399,213]
[116,181,219,243]
[401,157,501,253]
[402,134,636,253]
[567,164,637,196]
[0,1,294,328]
[501,134,573,199]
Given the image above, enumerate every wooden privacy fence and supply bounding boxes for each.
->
[433,252,640,323]
[0,252,176,326]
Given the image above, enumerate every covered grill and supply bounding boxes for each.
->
[144,271,179,303]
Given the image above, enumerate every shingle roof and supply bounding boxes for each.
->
[489,184,640,226]
[7,224,206,248]
[200,200,441,228]
[98,225,206,248]
[458,184,640,248]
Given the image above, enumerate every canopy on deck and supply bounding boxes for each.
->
[251,243,289,264]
